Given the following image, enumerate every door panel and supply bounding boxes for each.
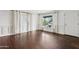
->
[20,12,28,33]
[14,11,20,33]
[53,13,58,33]
[64,11,79,37]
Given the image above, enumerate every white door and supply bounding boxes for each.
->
[64,11,79,37]
[27,14,32,31]
[76,12,79,37]
[53,13,58,33]
[14,11,20,33]
[20,12,28,33]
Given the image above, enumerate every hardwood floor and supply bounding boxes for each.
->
[0,30,79,49]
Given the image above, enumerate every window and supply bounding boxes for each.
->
[43,15,52,27]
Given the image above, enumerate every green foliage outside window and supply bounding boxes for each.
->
[40,19,48,26]
[43,19,48,25]
[40,16,52,26]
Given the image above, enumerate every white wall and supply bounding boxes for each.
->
[0,10,78,37]
[31,13,38,30]
[38,10,79,37]
[14,11,39,34]
[58,10,79,37]
[57,11,65,34]
[0,10,39,37]
[0,10,13,36]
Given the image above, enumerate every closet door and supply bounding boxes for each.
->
[64,11,79,37]
[78,20,79,37]
[14,11,20,33]
[20,12,28,33]
[76,12,79,37]
[27,13,32,31]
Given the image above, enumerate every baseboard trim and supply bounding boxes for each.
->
[0,30,79,38]
[64,34,79,38]
[0,30,37,37]
[37,30,79,38]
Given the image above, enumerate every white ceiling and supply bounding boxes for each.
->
[20,10,53,14]
[30,10,52,13]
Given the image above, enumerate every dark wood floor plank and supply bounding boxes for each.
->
[0,30,79,49]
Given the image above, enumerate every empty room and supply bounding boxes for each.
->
[0,10,79,49]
